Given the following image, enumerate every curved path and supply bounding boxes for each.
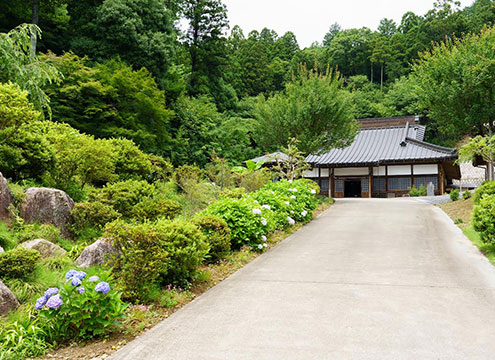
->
[110,199,495,359]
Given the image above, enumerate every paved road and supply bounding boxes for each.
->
[110,199,495,360]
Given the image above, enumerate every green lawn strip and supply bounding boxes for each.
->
[462,225,495,265]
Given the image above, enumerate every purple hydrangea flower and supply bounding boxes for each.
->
[77,286,85,294]
[95,282,110,294]
[88,275,99,282]
[35,296,47,310]
[65,270,78,280]
[75,271,87,280]
[46,295,63,309]
[71,277,82,287]
[44,287,59,299]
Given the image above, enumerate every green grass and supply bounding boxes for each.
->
[463,225,495,265]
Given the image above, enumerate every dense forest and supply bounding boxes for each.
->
[2,0,495,167]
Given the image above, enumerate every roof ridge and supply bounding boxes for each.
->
[405,137,456,153]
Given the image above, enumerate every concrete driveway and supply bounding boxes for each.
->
[110,199,495,360]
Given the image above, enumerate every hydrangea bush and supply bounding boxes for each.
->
[204,179,320,252]
[36,270,127,340]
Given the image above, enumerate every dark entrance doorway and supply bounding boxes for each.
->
[344,180,361,197]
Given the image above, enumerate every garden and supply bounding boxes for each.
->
[0,125,331,359]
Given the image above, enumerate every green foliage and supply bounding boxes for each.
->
[38,272,127,340]
[474,180,495,205]
[0,82,40,131]
[274,138,310,181]
[204,198,265,250]
[219,187,246,199]
[473,194,495,244]
[450,189,460,202]
[154,219,209,286]
[253,64,358,155]
[205,156,234,189]
[0,24,61,116]
[106,218,208,300]
[233,168,272,193]
[409,185,427,197]
[105,220,170,301]
[94,180,156,216]
[0,222,17,251]
[0,309,52,359]
[463,190,472,200]
[71,201,121,234]
[15,223,61,244]
[0,247,40,279]
[67,0,178,95]
[173,165,203,192]
[459,136,495,170]
[192,215,231,263]
[45,53,174,154]
[129,198,182,221]
[413,27,495,139]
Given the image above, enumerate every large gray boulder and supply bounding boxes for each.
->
[19,239,67,259]
[21,188,74,238]
[0,172,12,220]
[0,280,19,315]
[75,238,119,268]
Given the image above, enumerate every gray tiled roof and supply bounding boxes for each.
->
[306,124,456,167]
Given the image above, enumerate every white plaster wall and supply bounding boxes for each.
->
[413,164,438,175]
[387,165,412,176]
[373,166,386,176]
[334,167,369,176]
[303,168,319,178]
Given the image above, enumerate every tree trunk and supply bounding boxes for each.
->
[31,0,40,55]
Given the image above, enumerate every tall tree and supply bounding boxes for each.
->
[68,0,178,92]
[323,22,341,46]
[412,26,495,139]
[253,64,359,155]
[182,0,236,111]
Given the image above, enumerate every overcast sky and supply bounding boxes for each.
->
[222,0,475,48]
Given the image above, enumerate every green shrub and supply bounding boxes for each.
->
[15,223,61,244]
[409,185,427,197]
[0,222,17,250]
[463,190,472,200]
[234,169,272,193]
[473,194,495,244]
[204,198,266,250]
[155,219,209,285]
[0,247,40,279]
[8,182,27,209]
[450,189,460,201]
[71,201,121,233]
[474,181,495,204]
[192,215,231,263]
[37,270,127,341]
[129,198,182,221]
[93,180,156,216]
[148,155,174,182]
[105,220,170,301]
[110,138,153,181]
[173,165,203,192]
[219,187,246,199]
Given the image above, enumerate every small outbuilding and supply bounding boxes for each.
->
[304,116,461,198]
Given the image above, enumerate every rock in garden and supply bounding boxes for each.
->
[19,239,67,259]
[0,279,19,315]
[21,188,75,238]
[0,172,12,220]
[75,238,119,268]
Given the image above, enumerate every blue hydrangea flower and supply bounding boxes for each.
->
[35,296,47,310]
[75,271,87,280]
[77,286,85,294]
[65,270,78,280]
[46,295,63,309]
[71,277,82,287]
[88,276,99,282]
[95,281,110,294]
[44,287,59,299]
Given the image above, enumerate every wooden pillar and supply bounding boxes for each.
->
[369,167,372,198]
[328,168,332,197]
[318,167,321,192]
[410,164,414,190]
[385,165,389,193]
[439,164,445,195]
